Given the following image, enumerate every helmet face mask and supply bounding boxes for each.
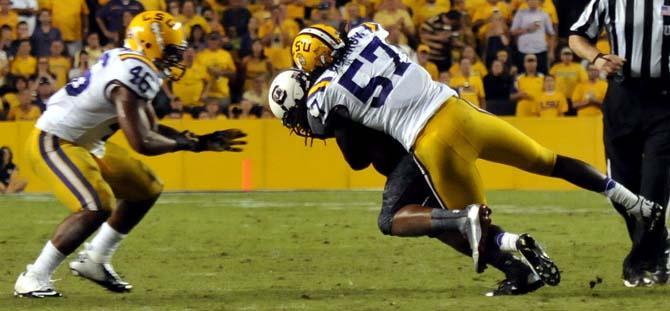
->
[125,10,187,81]
[268,69,314,138]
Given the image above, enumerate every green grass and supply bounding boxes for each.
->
[0,191,668,310]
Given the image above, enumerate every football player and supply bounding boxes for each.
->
[274,23,666,287]
[270,69,552,295]
[14,11,246,298]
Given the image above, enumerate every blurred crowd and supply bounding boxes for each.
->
[0,0,608,122]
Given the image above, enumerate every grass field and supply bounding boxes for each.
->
[0,190,668,310]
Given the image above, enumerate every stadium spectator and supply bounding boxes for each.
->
[96,0,144,43]
[84,32,103,65]
[199,98,225,119]
[167,0,180,16]
[513,0,559,28]
[512,53,544,116]
[495,49,517,76]
[139,0,166,11]
[449,57,486,109]
[10,39,36,77]
[30,10,61,58]
[202,6,224,35]
[242,39,271,91]
[533,75,568,117]
[0,24,12,52]
[33,76,52,111]
[196,32,235,110]
[47,40,71,89]
[8,20,29,56]
[438,71,450,85]
[2,76,28,110]
[0,0,18,38]
[549,47,587,104]
[51,0,88,56]
[482,8,510,67]
[386,24,415,62]
[449,46,488,78]
[571,64,607,117]
[412,0,450,28]
[310,1,341,28]
[165,97,190,119]
[7,88,40,121]
[420,10,463,71]
[510,0,555,74]
[417,44,438,80]
[226,101,254,119]
[340,2,370,30]
[32,56,56,86]
[172,47,210,112]
[188,24,207,51]
[484,59,514,115]
[259,4,299,46]
[179,0,209,38]
[374,0,414,45]
[0,146,28,194]
[68,50,91,80]
[11,0,36,34]
[222,0,251,37]
[473,0,512,30]
[241,74,269,118]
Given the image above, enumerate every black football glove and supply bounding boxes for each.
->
[194,129,247,152]
[174,130,199,151]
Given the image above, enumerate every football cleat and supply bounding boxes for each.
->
[516,234,560,286]
[623,264,654,287]
[463,204,491,272]
[69,250,132,293]
[14,265,62,298]
[485,278,544,297]
[628,197,665,233]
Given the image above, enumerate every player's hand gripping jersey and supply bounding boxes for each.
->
[36,48,163,157]
[307,23,457,150]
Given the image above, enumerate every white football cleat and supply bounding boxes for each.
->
[14,265,62,298]
[69,247,132,293]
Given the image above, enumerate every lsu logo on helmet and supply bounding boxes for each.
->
[291,24,344,73]
[125,11,188,80]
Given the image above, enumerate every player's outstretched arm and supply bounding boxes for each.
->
[114,85,195,155]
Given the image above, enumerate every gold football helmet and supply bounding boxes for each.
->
[124,10,187,80]
[291,24,344,73]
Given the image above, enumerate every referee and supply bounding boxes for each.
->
[570,0,670,287]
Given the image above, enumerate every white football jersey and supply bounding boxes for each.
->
[307,23,457,150]
[36,48,163,157]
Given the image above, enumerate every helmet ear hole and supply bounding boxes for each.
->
[145,43,152,49]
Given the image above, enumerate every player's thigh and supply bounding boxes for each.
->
[461,100,556,175]
[29,130,114,212]
[98,142,163,202]
[413,142,487,210]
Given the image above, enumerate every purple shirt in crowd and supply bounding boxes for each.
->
[510,8,554,54]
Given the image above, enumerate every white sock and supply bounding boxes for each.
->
[603,179,652,218]
[88,222,126,263]
[28,241,65,277]
[496,232,520,252]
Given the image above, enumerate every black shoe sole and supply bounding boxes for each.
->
[517,234,561,286]
[70,268,132,293]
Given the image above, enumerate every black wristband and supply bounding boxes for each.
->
[591,53,606,64]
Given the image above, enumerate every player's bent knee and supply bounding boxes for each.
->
[377,212,393,236]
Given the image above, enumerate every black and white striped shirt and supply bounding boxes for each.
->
[571,0,670,79]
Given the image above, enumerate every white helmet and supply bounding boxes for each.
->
[268,69,310,120]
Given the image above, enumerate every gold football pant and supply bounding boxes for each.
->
[27,128,163,212]
[413,97,557,209]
